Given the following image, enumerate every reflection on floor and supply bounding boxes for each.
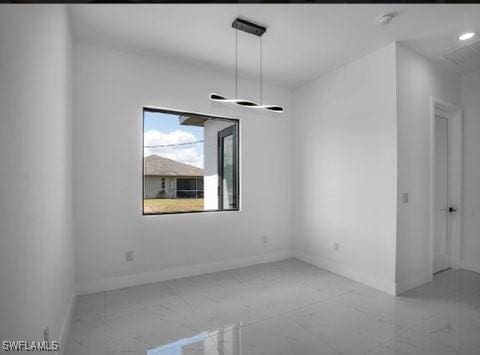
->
[65,259,480,355]
[146,324,241,355]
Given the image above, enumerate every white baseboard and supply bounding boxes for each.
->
[395,270,432,295]
[77,250,292,295]
[58,287,77,355]
[294,251,396,295]
[460,259,480,274]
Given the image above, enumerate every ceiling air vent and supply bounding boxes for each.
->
[442,39,480,73]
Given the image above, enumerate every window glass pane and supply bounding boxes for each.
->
[197,177,204,190]
[222,135,234,209]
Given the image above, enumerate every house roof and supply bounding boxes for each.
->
[144,155,203,177]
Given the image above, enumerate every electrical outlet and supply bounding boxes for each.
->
[262,236,269,244]
[402,193,409,204]
[334,242,339,251]
[44,325,49,342]
[126,251,134,262]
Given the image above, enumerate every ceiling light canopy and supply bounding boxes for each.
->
[459,32,475,41]
[209,18,284,114]
[377,13,394,25]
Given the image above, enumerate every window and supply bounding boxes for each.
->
[143,108,239,215]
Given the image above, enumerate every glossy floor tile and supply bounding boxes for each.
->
[65,259,480,355]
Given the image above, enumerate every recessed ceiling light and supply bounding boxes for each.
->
[459,32,475,41]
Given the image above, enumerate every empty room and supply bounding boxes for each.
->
[1,3,480,354]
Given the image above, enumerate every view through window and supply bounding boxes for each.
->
[143,108,239,215]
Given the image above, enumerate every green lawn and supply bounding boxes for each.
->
[144,198,204,214]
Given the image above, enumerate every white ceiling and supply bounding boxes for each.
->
[69,4,480,89]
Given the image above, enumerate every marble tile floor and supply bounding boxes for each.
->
[65,259,480,355]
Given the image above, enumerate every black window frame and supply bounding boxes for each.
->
[218,125,239,210]
[142,107,240,216]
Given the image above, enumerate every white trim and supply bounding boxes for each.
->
[429,97,463,274]
[395,270,432,295]
[429,98,435,276]
[460,259,480,274]
[77,250,292,295]
[450,109,463,269]
[58,287,77,355]
[294,251,396,295]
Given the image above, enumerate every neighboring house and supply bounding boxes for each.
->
[144,155,204,199]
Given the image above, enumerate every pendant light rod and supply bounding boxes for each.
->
[209,17,283,114]
[235,28,238,98]
[260,36,263,105]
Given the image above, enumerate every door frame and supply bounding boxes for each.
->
[429,97,463,275]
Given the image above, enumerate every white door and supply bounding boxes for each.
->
[433,116,451,273]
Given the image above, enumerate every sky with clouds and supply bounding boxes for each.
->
[144,111,204,169]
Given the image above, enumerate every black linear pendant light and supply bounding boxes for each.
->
[209,18,284,113]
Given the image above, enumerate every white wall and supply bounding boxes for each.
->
[73,43,293,294]
[0,4,75,350]
[460,69,480,273]
[395,43,461,293]
[292,44,398,294]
